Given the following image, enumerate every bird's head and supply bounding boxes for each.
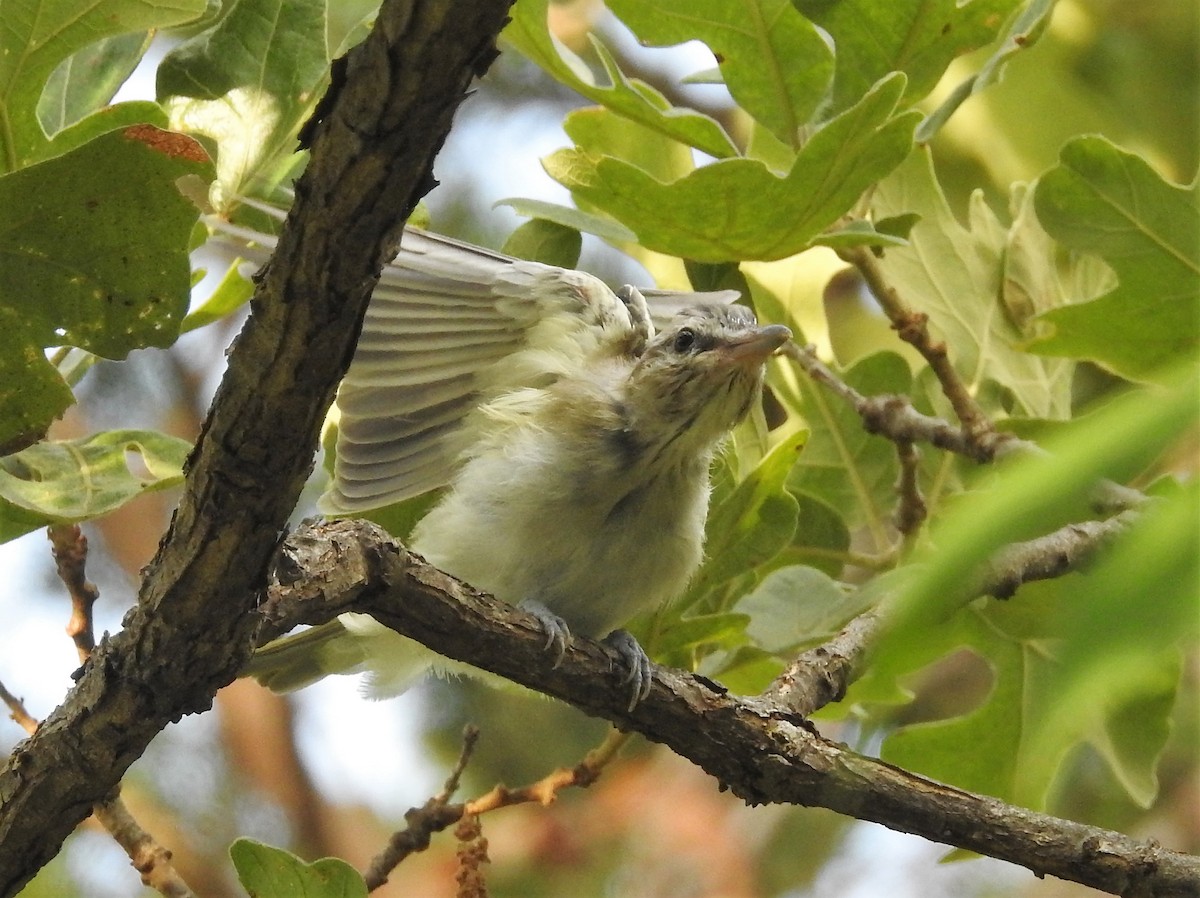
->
[623,303,791,456]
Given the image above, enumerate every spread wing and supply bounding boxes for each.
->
[208,204,739,514]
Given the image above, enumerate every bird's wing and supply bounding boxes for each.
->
[208,205,739,514]
[325,229,640,513]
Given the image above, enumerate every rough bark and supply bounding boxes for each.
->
[0,1,514,893]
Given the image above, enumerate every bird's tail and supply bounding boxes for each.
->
[243,620,369,693]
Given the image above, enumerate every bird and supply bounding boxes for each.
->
[228,208,791,708]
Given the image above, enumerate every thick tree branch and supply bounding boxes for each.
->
[0,2,515,893]
[257,519,1200,897]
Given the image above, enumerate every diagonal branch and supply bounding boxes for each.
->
[255,518,1200,898]
[0,2,516,894]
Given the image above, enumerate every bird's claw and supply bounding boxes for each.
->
[603,629,653,711]
[521,600,571,668]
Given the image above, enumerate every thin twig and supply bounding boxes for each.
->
[47,524,99,663]
[363,727,630,891]
[762,509,1144,718]
[892,440,926,539]
[835,246,999,448]
[0,681,39,736]
[22,527,198,897]
[783,342,1018,463]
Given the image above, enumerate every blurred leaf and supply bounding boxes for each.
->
[501,219,582,268]
[0,126,211,448]
[918,0,1055,141]
[0,0,204,170]
[872,365,1197,677]
[737,565,850,653]
[38,31,152,134]
[1031,136,1200,382]
[681,430,806,610]
[547,74,919,262]
[503,0,738,159]
[871,148,1074,418]
[783,491,852,577]
[0,430,192,543]
[182,260,255,333]
[811,220,909,250]
[606,0,834,148]
[797,0,1021,117]
[495,197,637,245]
[651,611,752,658]
[230,838,367,898]
[159,0,330,206]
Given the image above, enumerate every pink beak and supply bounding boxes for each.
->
[720,324,792,366]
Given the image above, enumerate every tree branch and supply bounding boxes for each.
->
[256,519,1200,897]
[0,2,515,893]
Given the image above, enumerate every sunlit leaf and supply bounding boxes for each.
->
[606,0,833,148]
[0,126,211,447]
[547,74,918,262]
[503,0,738,159]
[159,0,330,206]
[871,148,1075,419]
[797,0,1022,117]
[0,0,204,170]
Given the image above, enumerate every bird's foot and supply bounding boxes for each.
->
[603,629,653,711]
[521,600,572,668]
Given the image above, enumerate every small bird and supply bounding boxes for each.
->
[236,214,790,707]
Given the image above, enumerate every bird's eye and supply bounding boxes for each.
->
[673,328,696,353]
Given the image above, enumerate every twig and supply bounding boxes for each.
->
[762,510,1144,718]
[835,246,999,449]
[47,524,99,663]
[782,342,1018,463]
[1,680,195,898]
[364,725,482,890]
[892,440,926,538]
[0,681,39,736]
[363,727,630,891]
[978,510,1141,599]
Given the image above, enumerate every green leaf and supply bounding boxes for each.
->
[495,197,637,245]
[159,0,331,205]
[798,0,1022,116]
[870,148,1075,419]
[0,430,192,543]
[0,126,209,355]
[736,565,851,654]
[0,126,211,446]
[230,838,367,898]
[182,260,256,334]
[1031,136,1200,382]
[547,74,919,262]
[501,219,582,268]
[38,31,152,134]
[606,0,834,148]
[0,0,205,170]
[502,0,738,159]
[918,0,1056,141]
[872,364,1197,678]
[0,329,73,455]
[786,352,911,548]
[682,429,806,610]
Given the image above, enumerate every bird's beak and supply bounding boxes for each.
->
[720,324,792,366]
